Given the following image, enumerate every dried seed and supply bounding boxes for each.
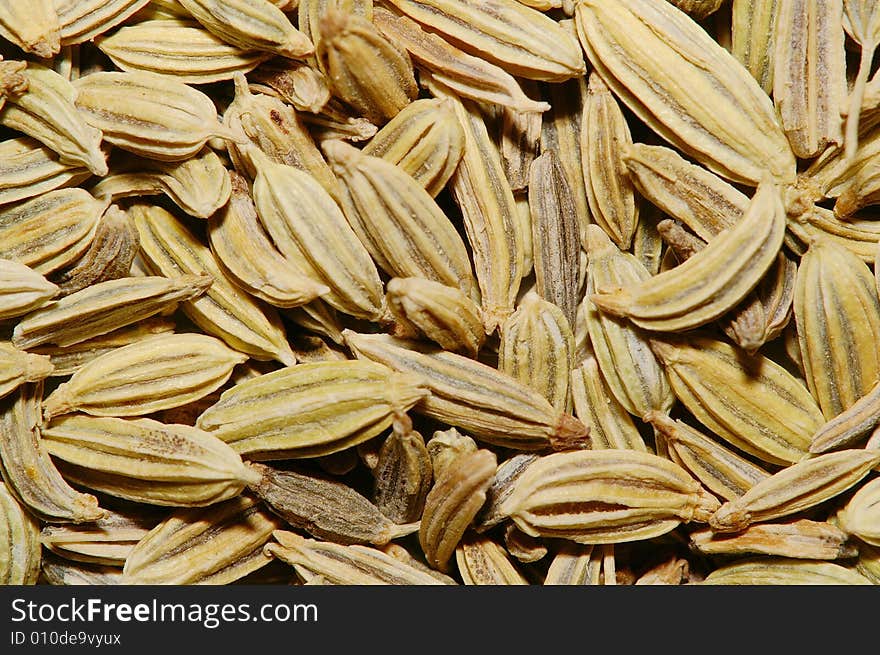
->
[91,146,231,220]
[73,70,246,161]
[582,225,675,418]
[12,274,211,350]
[645,410,770,502]
[54,0,151,44]
[731,0,779,94]
[31,317,175,378]
[42,414,260,507]
[0,258,59,320]
[324,139,477,299]
[702,558,872,585]
[344,330,590,452]
[372,7,549,114]
[131,203,297,365]
[42,333,247,419]
[0,63,107,176]
[0,0,60,58]
[419,448,497,571]
[0,343,54,402]
[247,58,332,114]
[373,415,433,525]
[383,0,586,82]
[794,236,880,419]
[710,449,880,532]
[837,476,880,546]
[570,357,648,452]
[503,524,547,564]
[425,427,478,480]
[649,334,821,465]
[0,188,106,275]
[49,204,138,296]
[361,96,465,198]
[248,462,418,545]
[575,0,797,185]
[122,495,282,584]
[0,136,90,208]
[196,359,429,460]
[40,506,162,567]
[499,80,543,191]
[266,529,452,585]
[317,9,417,126]
[528,149,581,328]
[207,171,329,309]
[455,532,529,585]
[474,453,539,532]
[441,89,525,333]
[96,18,272,85]
[177,0,314,59]
[499,449,721,544]
[0,383,104,523]
[583,71,639,251]
[385,277,485,358]
[623,143,748,242]
[249,150,387,322]
[543,543,601,585]
[539,69,591,250]
[773,0,846,159]
[590,179,786,333]
[0,480,41,584]
[498,291,575,413]
[690,519,858,560]
[40,555,124,585]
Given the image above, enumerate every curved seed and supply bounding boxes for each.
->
[690,519,857,560]
[207,170,329,309]
[0,188,106,275]
[590,180,786,332]
[702,558,872,585]
[324,139,477,300]
[55,0,151,45]
[575,0,796,185]
[0,259,59,320]
[837,477,880,546]
[645,411,770,502]
[0,343,54,402]
[250,151,386,322]
[795,237,880,420]
[0,136,90,208]
[0,63,106,176]
[0,481,41,584]
[0,383,104,523]
[383,0,585,82]
[385,277,485,357]
[455,532,529,585]
[317,10,417,126]
[361,96,466,198]
[419,448,497,571]
[372,7,549,114]
[498,292,574,413]
[583,225,674,418]
[131,203,296,365]
[570,357,648,452]
[710,449,880,532]
[96,18,271,84]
